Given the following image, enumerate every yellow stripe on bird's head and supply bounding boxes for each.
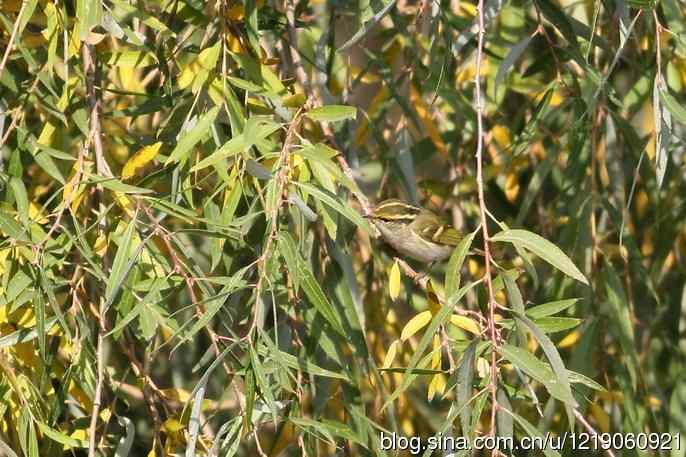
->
[366,199,420,222]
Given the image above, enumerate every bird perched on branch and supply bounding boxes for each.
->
[364,199,467,263]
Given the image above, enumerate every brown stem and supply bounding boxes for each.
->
[574,409,618,457]
[473,0,499,445]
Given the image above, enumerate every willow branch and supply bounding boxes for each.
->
[473,0,499,444]
[280,6,371,216]
[246,109,304,341]
[82,42,108,457]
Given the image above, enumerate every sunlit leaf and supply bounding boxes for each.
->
[491,229,588,284]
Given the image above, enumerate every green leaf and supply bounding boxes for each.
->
[33,150,66,184]
[495,34,534,89]
[114,417,135,457]
[105,217,138,306]
[603,262,638,390]
[526,299,579,319]
[499,343,575,405]
[9,177,29,227]
[502,409,562,457]
[249,346,278,426]
[257,342,350,382]
[190,135,245,172]
[277,232,302,291]
[457,340,477,435]
[502,272,527,347]
[532,317,582,333]
[568,370,606,391]
[497,388,514,438]
[104,51,158,68]
[491,229,588,284]
[166,106,220,165]
[88,174,154,194]
[184,269,248,340]
[536,0,576,45]
[300,265,345,336]
[0,317,58,349]
[513,312,577,429]
[659,85,686,124]
[36,422,88,448]
[654,75,671,189]
[291,418,367,448]
[337,0,397,52]
[292,182,369,233]
[306,105,357,122]
[77,0,103,40]
[0,210,29,242]
[445,228,477,299]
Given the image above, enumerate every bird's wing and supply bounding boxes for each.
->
[433,226,462,246]
[415,211,462,246]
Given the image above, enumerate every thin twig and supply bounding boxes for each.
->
[472,0,500,445]
[82,42,108,457]
[574,409,618,457]
[0,0,27,81]
[0,66,44,149]
[245,108,304,340]
[280,7,371,216]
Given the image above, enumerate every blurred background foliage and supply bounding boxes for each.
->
[1,0,686,455]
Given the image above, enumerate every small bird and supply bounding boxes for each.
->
[364,199,463,263]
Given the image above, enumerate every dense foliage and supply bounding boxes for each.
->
[1,0,686,456]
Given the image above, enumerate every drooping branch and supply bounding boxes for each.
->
[472,0,500,444]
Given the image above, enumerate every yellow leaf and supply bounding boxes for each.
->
[558,329,581,348]
[354,86,389,146]
[283,93,307,108]
[449,314,480,335]
[94,233,108,257]
[68,24,81,58]
[122,142,162,180]
[426,280,441,315]
[161,388,191,403]
[349,65,381,84]
[225,4,246,20]
[225,31,243,53]
[427,373,446,401]
[178,60,204,90]
[208,77,226,105]
[63,428,88,451]
[431,334,441,369]
[29,202,48,224]
[505,173,520,202]
[114,192,136,218]
[163,418,184,433]
[491,125,512,151]
[400,310,432,342]
[1,0,23,12]
[646,395,661,409]
[0,248,10,276]
[37,122,57,147]
[476,357,490,378]
[410,85,448,157]
[382,340,400,368]
[389,261,401,301]
[199,43,221,69]
[589,402,610,433]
